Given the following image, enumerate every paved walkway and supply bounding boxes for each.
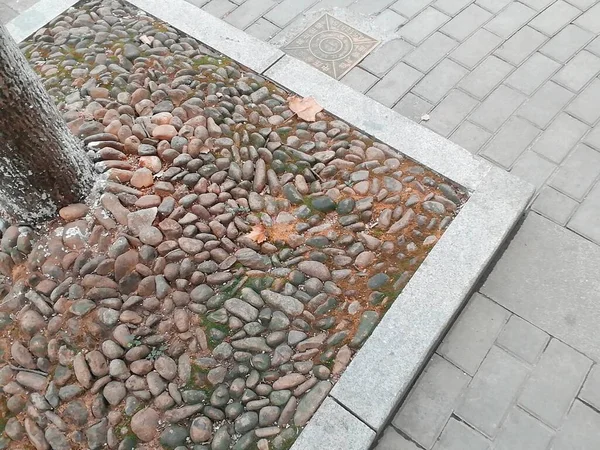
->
[3,0,600,448]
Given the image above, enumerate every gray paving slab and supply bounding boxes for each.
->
[374,428,423,450]
[223,0,277,29]
[567,0,597,9]
[432,418,491,450]
[438,293,510,375]
[529,0,582,37]
[484,1,536,38]
[530,113,589,164]
[359,39,415,77]
[480,116,540,168]
[341,66,379,93]
[202,0,237,17]
[367,62,423,107]
[574,2,600,33]
[481,212,600,363]
[494,25,548,65]
[549,143,600,200]
[425,89,479,137]
[532,186,579,225]
[552,50,600,92]
[450,121,492,154]
[372,8,407,32]
[349,0,395,15]
[509,150,557,192]
[493,407,554,450]
[583,124,600,151]
[412,58,468,103]
[505,52,561,95]
[392,93,434,122]
[450,28,504,68]
[585,34,600,56]
[263,0,316,27]
[0,2,17,24]
[434,0,473,15]
[566,79,600,124]
[458,55,514,99]
[404,32,459,72]
[398,7,450,44]
[496,315,550,364]
[455,346,530,437]
[518,339,592,428]
[516,80,573,129]
[579,364,600,411]
[539,24,594,63]
[469,84,527,132]
[393,354,471,448]
[476,0,512,13]
[184,0,210,6]
[440,4,492,41]
[390,0,433,18]
[306,0,356,11]
[246,17,280,40]
[551,400,600,449]
[568,179,600,244]
[521,0,555,10]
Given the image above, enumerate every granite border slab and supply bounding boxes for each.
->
[7,1,534,448]
[5,0,80,42]
[291,397,377,450]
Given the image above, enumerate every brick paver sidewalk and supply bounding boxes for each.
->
[3,0,600,448]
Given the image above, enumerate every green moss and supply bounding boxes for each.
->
[119,435,138,450]
[152,21,169,32]
[276,128,292,141]
[370,228,385,238]
[274,427,300,450]
[219,276,246,297]
[185,363,215,399]
[200,317,229,335]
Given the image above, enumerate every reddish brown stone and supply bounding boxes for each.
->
[59,204,89,221]
[114,250,138,281]
[152,124,177,140]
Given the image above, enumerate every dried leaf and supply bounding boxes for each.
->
[288,95,323,122]
[246,224,267,243]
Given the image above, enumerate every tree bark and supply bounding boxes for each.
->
[0,23,94,224]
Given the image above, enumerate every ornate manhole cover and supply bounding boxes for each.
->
[282,14,379,80]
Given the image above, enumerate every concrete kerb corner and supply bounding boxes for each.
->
[8,1,535,448]
[6,0,80,42]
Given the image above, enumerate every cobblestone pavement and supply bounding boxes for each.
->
[3,0,600,448]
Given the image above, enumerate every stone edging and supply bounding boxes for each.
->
[7,2,535,448]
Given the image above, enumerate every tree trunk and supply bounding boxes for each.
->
[0,23,94,224]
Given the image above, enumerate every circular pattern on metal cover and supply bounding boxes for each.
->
[309,30,354,62]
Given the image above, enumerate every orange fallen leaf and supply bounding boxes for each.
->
[246,224,267,243]
[288,95,323,122]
